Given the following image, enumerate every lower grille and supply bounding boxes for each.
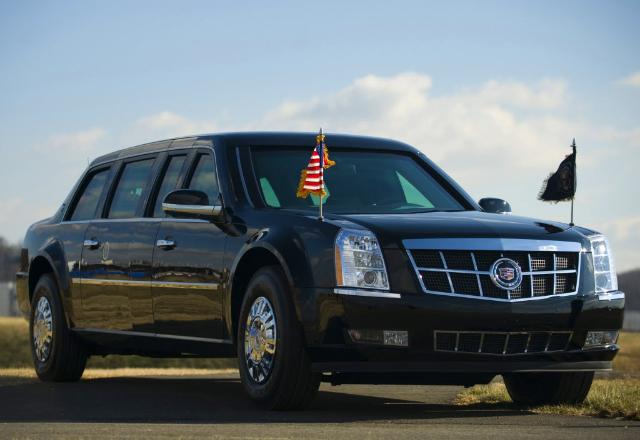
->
[434,331,572,355]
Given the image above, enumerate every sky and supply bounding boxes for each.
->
[0,1,639,270]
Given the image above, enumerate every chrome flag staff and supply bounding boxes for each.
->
[296,128,336,220]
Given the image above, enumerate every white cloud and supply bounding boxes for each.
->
[604,216,640,242]
[36,127,107,155]
[256,72,573,172]
[133,111,218,142]
[618,71,640,88]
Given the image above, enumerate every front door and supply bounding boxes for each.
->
[151,151,226,340]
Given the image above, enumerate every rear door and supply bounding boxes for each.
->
[151,149,226,341]
[80,155,159,332]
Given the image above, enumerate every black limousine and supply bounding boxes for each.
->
[16,132,624,409]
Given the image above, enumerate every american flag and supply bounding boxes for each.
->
[296,130,335,199]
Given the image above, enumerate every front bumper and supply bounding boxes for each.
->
[297,287,624,376]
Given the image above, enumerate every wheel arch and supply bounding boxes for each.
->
[226,241,299,343]
[28,241,73,326]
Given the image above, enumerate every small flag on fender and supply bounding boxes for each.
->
[296,129,335,199]
[538,139,577,203]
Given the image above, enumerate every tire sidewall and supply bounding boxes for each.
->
[236,267,295,402]
[30,275,65,379]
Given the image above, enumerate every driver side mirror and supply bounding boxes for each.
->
[162,189,222,219]
[479,197,512,214]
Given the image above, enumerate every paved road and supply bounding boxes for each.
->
[0,372,638,439]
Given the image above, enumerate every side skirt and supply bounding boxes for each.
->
[72,328,235,357]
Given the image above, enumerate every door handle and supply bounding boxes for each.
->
[83,239,100,250]
[156,239,176,250]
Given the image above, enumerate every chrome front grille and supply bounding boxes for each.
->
[434,330,572,355]
[404,238,582,302]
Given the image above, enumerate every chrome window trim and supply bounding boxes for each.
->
[402,238,584,252]
[62,141,224,222]
[72,278,219,290]
[61,217,210,225]
[72,327,231,345]
[405,238,582,302]
[333,288,401,299]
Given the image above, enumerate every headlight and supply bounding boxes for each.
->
[335,229,389,290]
[589,235,618,293]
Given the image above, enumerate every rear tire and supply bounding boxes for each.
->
[237,266,320,410]
[30,274,87,382]
[503,371,594,405]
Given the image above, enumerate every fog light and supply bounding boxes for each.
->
[584,330,619,348]
[348,329,409,347]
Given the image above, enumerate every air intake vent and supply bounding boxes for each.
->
[434,331,572,355]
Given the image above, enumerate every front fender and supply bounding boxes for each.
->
[29,239,74,327]
[225,220,340,338]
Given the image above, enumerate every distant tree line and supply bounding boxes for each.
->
[0,237,21,282]
[618,269,640,311]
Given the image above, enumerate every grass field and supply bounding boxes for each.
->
[455,379,640,421]
[454,331,640,421]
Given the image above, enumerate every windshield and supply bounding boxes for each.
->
[251,148,465,214]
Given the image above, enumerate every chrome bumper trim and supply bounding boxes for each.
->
[333,288,401,299]
[597,292,625,301]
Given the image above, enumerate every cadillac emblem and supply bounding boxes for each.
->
[490,258,523,290]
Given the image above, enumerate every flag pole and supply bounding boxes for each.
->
[569,139,576,227]
[570,198,574,227]
[319,128,324,221]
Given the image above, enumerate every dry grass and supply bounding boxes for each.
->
[455,379,640,421]
[0,367,238,386]
[454,332,640,421]
[0,367,237,379]
[613,331,640,373]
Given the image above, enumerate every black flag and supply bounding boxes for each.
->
[538,140,577,202]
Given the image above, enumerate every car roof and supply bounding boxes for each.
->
[89,132,418,166]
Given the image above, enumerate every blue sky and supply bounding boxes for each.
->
[1,1,639,270]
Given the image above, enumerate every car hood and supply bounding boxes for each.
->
[329,210,591,249]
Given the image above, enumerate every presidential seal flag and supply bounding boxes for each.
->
[538,139,577,203]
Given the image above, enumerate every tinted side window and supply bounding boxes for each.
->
[152,155,187,217]
[188,154,219,204]
[70,169,110,221]
[108,159,155,219]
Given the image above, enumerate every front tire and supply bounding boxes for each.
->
[30,274,87,382]
[503,371,594,405]
[237,266,320,410]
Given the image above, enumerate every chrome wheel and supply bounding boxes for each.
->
[244,296,277,383]
[33,296,53,363]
